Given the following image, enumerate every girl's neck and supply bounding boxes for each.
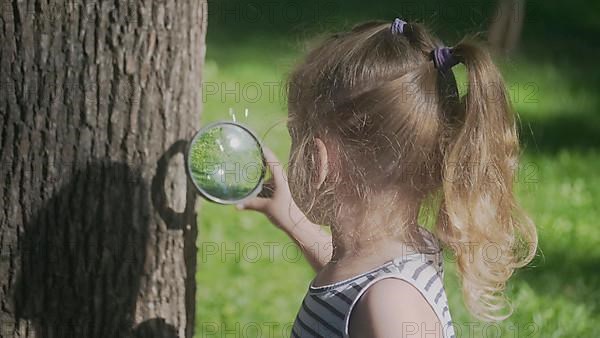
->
[328,193,422,264]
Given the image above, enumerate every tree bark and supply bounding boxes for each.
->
[0,1,206,337]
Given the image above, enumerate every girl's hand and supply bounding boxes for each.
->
[235,147,302,230]
[235,147,332,270]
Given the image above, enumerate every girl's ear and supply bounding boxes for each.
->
[314,137,329,189]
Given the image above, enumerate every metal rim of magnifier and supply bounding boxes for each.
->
[185,121,267,205]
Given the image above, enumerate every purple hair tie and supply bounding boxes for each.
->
[391,18,407,35]
[432,47,459,72]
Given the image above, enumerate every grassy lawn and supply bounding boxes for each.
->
[195,1,600,337]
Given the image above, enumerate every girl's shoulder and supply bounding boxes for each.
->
[348,277,444,337]
[291,251,455,338]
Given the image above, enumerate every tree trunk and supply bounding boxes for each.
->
[0,1,206,337]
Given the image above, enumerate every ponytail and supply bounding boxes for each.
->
[437,40,537,321]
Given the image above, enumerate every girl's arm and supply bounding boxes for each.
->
[276,206,332,271]
[236,148,332,271]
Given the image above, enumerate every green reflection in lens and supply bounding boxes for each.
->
[188,123,264,202]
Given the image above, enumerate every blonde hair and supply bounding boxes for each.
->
[286,20,537,321]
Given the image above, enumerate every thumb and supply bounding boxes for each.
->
[262,147,287,187]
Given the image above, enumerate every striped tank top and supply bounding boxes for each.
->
[290,245,455,337]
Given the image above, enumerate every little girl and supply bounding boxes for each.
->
[237,18,537,337]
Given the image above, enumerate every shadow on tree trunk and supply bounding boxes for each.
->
[14,161,178,338]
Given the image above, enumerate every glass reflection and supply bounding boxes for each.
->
[187,122,265,203]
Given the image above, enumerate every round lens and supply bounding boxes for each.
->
[186,122,265,204]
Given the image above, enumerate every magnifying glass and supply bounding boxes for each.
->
[185,121,273,204]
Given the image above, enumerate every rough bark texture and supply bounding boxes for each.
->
[0,1,206,337]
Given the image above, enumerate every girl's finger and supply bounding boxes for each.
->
[236,197,269,212]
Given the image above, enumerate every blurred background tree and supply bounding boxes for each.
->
[489,0,525,54]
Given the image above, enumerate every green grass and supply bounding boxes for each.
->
[195,1,600,337]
